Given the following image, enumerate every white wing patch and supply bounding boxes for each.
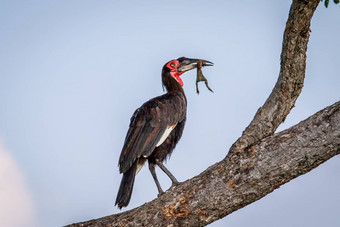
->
[156,124,177,147]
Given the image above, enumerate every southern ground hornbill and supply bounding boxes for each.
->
[115,57,213,209]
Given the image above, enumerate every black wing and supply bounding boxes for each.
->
[118,91,186,173]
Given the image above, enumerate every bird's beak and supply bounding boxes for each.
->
[177,58,214,73]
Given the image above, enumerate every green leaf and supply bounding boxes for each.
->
[323,0,339,7]
[325,0,329,7]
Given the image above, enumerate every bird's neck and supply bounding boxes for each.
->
[162,73,186,99]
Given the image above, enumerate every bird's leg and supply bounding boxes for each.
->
[155,159,179,186]
[148,163,164,196]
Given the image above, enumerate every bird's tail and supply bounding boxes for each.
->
[115,160,137,209]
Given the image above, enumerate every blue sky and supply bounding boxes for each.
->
[0,1,339,226]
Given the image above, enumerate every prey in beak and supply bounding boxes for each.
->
[196,60,214,94]
[177,57,214,73]
[176,57,214,94]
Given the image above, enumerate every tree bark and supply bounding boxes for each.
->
[67,0,340,226]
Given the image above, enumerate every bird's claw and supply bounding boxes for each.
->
[157,191,165,197]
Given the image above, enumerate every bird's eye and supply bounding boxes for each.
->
[170,62,176,68]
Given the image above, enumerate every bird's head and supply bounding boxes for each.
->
[162,57,213,88]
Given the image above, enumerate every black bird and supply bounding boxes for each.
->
[115,57,213,209]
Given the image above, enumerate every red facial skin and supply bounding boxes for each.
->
[166,60,184,86]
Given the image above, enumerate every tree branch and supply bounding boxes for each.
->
[68,101,340,227]
[231,0,320,153]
